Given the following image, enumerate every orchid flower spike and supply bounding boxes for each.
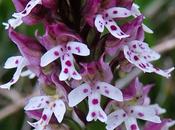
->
[68,82,123,122]
[25,95,66,130]
[95,7,131,39]
[0,56,34,89]
[131,3,154,33]
[123,40,174,78]
[41,41,90,81]
[3,0,42,29]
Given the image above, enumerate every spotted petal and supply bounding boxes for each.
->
[128,40,160,62]
[106,109,127,130]
[0,58,27,89]
[105,18,129,39]
[125,117,139,130]
[40,108,53,125]
[40,46,62,67]
[124,45,154,73]
[4,56,23,69]
[152,67,174,78]
[86,91,107,122]
[53,100,66,123]
[130,105,161,123]
[24,96,50,110]
[59,54,81,81]
[68,83,91,107]
[106,7,131,18]
[95,14,105,32]
[28,108,52,130]
[4,0,42,29]
[12,0,42,18]
[96,82,123,102]
[67,41,90,56]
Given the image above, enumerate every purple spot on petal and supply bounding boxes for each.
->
[91,112,96,117]
[72,71,77,75]
[110,25,117,30]
[133,44,136,48]
[92,99,99,105]
[65,60,72,67]
[105,13,108,17]
[134,56,139,61]
[105,90,109,94]
[64,68,68,73]
[67,46,71,50]
[123,113,126,117]
[42,114,47,121]
[130,124,137,130]
[113,10,118,14]
[75,47,81,53]
[15,60,19,64]
[138,112,144,117]
[83,88,88,93]
[54,51,59,56]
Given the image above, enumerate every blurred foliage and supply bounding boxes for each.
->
[0,0,175,130]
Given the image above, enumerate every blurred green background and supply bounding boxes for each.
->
[0,0,175,130]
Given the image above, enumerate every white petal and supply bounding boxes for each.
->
[40,46,62,67]
[59,54,81,81]
[7,17,23,29]
[124,43,174,78]
[4,56,23,69]
[106,7,131,18]
[53,100,66,123]
[105,18,129,39]
[96,82,123,102]
[86,91,107,122]
[149,104,166,115]
[152,67,174,78]
[129,40,160,62]
[123,45,155,73]
[129,105,161,123]
[95,14,105,32]
[106,109,127,130]
[67,41,90,56]
[40,108,53,125]
[6,0,42,29]
[125,117,139,130]
[2,22,10,30]
[24,96,50,110]
[68,83,91,107]
[142,24,154,34]
[13,0,42,17]
[0,58,27,89]
[21,70,36,79]
[131,3,142,17]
